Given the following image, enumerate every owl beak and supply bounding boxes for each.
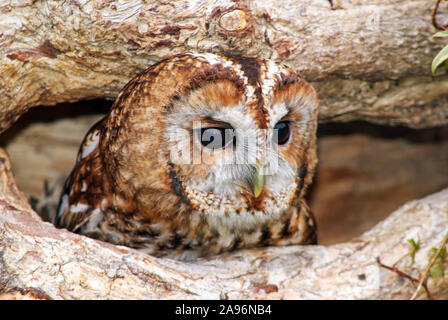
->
[252,161,265,198]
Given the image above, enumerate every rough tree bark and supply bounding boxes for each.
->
[0,0,448,300]
[0,148,447,300]
[0,0,448,131]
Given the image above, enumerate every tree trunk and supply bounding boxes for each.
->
[0,148,447,299]
[0,0,448,299]
[0,0,448,131]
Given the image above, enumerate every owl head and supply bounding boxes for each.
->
[100,53,318,228]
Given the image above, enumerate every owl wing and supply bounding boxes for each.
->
[55,118,106,233]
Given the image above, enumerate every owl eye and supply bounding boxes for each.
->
[274,121,291,145]
[197,127,234,150]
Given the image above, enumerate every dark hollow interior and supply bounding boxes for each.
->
[1,100,447,245]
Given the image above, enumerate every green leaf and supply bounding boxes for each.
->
[433,30,448,38]
[408,238,420,250]
[430,247,447,260]
[407,238,420,264]
[431,45,448,75]
[428,247,446,279]
[430,262,444,278]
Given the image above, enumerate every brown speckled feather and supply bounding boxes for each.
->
[56,53,319,260]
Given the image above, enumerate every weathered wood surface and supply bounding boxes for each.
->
[1,0,448,131]
[0,148,447,300]
[1,0,448,300]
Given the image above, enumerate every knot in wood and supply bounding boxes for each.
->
[219,9,248,32]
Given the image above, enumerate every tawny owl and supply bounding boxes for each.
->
[55,53,319,260]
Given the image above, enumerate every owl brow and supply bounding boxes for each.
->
[200,117,233,129]
[276,109,293,122]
